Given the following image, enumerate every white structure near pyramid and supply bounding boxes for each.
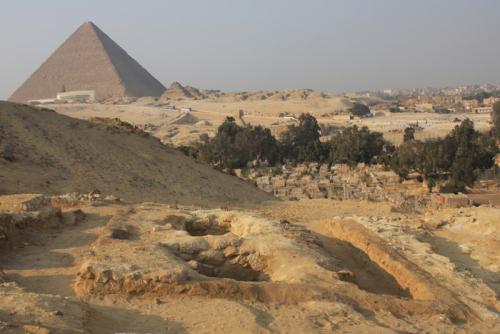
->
[9,21,166,103]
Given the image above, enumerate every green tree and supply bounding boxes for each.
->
[198,117,250,169]
[239,125,280,165]
[350,103,371,117]
[198,117,282,169]
[445,119,496,190]
[390,140,423,178]
[403,127,415,142]
[390,119,496,192]
[281,113,324,162]
[329,126,385,167]
[427,177,436,193]
[492,101,500,141]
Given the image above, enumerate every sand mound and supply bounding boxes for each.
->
[0,101,272,207]
[171,112,199,125]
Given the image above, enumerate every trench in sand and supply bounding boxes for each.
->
[299,220,413,298]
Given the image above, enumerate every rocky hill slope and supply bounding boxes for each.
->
[0,101,272,207]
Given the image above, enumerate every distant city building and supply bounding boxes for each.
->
[472,106,492,113]
[415,103,434,112]
[462,99,479,110]
[483,97,500,106]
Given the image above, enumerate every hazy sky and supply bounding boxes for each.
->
[1,0,499,99]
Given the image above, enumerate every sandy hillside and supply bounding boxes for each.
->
[0,101,272,207]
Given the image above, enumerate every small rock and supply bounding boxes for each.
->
[52,310,64,316]
[62,209,86,226]
[104,194,119,202]
[436,220,448,228]
[223,246,238,258]
[0,268,8,283]
[337,270,355,283]
[110,228,131,240]
[279,219,290,225]
[90,189,101,196]
[97,270,112,284]
[23,325,50,334]
[0,143,15,161]
[187,260,199,269]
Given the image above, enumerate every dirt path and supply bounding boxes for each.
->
[419,233,500,299]
[0,209,110,297]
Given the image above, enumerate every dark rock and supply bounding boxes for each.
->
[1,144,15,161]
[110,228,131,240]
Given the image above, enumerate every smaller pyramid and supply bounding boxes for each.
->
[160,82,193,100]
[160,81,211,100]
[9,21,166,102]
[171,112,199,125]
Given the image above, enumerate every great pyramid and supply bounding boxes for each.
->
[9,21,166,102]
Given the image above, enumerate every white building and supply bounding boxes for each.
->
[56,90,95,102]
[27,98,58,105]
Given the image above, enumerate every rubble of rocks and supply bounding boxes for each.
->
[88,117,151,137]
[238,163,425,206]
[0,194,85,249]
[0,194,62,249]
[50,190,121,208]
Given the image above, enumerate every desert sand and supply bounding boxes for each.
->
[0,194,498,333]
[47,96,492,147]
[0,102,271,207]
[0,101,498,334]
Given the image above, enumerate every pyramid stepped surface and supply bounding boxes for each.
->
[9,21,166,102]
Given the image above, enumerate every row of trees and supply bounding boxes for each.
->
[493,101,500,142]
[390,119,496,192]
[182,114,388,170]
[180,103,500,193]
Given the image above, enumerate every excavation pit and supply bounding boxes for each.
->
[185,218,231,236]
[317,235,412,298]
[191,260,270,282]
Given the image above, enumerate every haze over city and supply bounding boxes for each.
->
[1,0,500,99]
